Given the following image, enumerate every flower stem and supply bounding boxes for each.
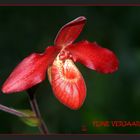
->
[0,104,26,117]
[27,87,49,134]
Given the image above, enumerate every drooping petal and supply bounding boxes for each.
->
[2,46,58,93]
[54,16,86,49]
[67,40,119,74]
[50,56,86,110]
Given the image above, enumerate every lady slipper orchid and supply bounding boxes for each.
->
[2,16,119,110]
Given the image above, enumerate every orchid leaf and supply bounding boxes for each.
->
[18,109,41,127]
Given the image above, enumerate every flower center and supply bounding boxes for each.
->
[62,59,78,79]
[52,57,81,82]
[59,50,73,61]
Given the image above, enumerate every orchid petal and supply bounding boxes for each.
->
[50,57,86,110]
[67,40,119,74]
[2,46,58,93]
[54,16,86,49]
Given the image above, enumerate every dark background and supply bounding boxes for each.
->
[0,6,139,134]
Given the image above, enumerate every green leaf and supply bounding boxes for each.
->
[18,109,41,127]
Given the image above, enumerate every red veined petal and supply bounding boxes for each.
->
[54,16,86,49]
[2,46,58,93]
[67,40,119,74]
[50,56,86,110]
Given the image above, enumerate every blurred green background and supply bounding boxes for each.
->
[0,6,140,134]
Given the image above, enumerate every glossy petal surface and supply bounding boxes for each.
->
[2,46,58,93]
[54,16,86,49]
[67,40,119,73]
[50,57,86,110]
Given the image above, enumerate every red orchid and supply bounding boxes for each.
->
[2,16,119,110]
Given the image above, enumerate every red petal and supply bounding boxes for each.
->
[67,40,119,74]
[54,16,86,49]
[2,46,58,93]
[50,57,86,110]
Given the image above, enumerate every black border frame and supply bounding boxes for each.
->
[0,0,140,4]
[0,134,140,139]
[0,1,140,139]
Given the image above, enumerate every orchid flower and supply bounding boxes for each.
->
[2,16,119,110]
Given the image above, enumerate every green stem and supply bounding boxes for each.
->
[0,104,27,117]
[27,87,49,134]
